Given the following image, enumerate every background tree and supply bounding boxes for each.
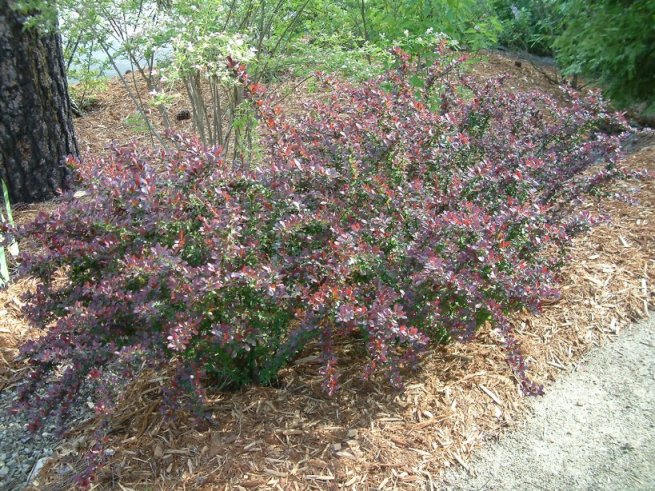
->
[0,0,78,203]
[552,0,655,111]
[494,0,655,115]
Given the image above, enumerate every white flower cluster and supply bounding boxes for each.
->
[167,28,257,82]
[388,27,456,51]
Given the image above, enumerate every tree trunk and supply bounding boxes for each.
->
[0,1,78,204]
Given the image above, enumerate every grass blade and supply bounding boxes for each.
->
[1,180,18,257]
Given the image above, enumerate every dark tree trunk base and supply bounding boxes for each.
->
[0,1,78,204]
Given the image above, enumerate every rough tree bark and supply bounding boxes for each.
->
[0,0,78,204]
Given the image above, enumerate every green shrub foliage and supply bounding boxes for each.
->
[493,0,655,110]
[493,0,558,56]
[552,0,655,109]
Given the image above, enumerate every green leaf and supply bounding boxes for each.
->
[0,247,8,288]
[2,181,19,258]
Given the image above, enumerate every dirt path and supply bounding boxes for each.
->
[443,316,655,490]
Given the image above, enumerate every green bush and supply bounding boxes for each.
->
[552,0,655,110]
[360,0,503,51]
[493,0,558,56]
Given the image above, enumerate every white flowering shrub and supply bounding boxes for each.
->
[169,32,256,80]
[35,0,503,152]
[159,25,259,152]
[52,0,312,152]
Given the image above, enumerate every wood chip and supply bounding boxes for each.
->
[453,453,470,473]
[305,475,335,481]
[479,384,503,405]
[264,469,288,478]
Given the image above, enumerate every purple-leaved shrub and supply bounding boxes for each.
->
[13,49,633,444]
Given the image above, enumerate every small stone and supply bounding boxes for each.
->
[0,466,9,477]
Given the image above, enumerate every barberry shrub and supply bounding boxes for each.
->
[14,49,630,432]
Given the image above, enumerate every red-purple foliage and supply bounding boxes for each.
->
[14,50,632,435]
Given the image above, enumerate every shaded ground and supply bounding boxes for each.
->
[443,316,655,490]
